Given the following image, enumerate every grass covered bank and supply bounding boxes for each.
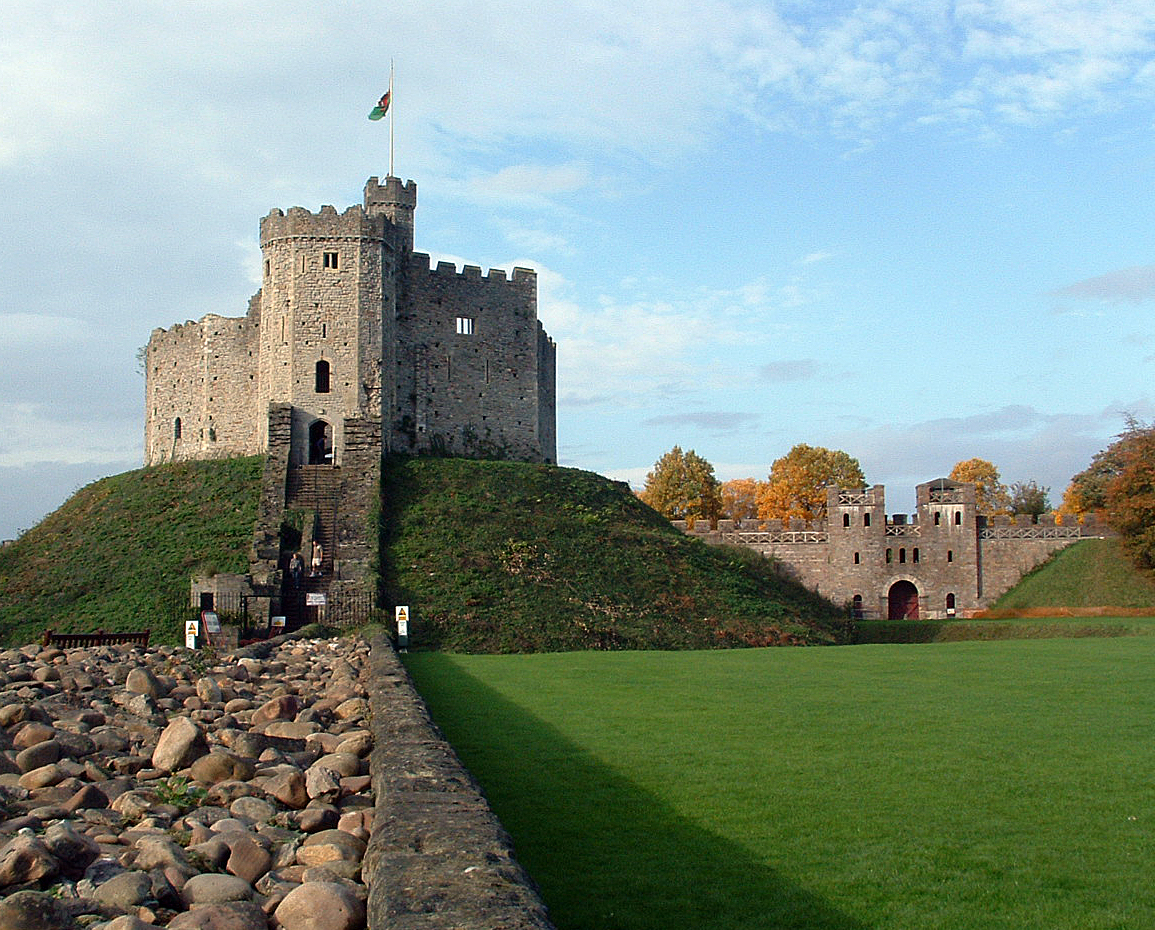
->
[992,538,1155,611]
[0,457,261,646]
[381,456,847,652]
[406,640,1155,930]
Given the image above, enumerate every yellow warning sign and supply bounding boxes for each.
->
[396,605,409,622]
[185,621,199,637]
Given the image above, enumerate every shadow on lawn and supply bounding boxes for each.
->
[408,657,867,930]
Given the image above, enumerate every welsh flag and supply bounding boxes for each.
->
[368,91,391,121]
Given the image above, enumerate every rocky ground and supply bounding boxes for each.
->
[0,634,374,930]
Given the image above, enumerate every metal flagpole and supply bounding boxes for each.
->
[388,60,395,177]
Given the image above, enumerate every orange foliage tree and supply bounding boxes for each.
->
[639,446,721,523]
[720,478,761,521]
[756,444,865,525]
[949,458,1010,515]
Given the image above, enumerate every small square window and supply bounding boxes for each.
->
[456,316,474,335]
[323,251,339,270]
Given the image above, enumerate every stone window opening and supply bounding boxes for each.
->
[913,548,920,564]
[843,513,850,527]
[947,550,954,562]
[934,512,941,525]
[946,593,956,613]
[955,512,962,525]
[899,548,906,564]
[322,323,327,339]
[323,251,339,270]
[315,360,331,394]
[886,548,893,563]
[456,316,474,335]
[864,513,871,527]
[853,552,860,564]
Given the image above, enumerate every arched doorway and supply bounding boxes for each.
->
[888,580,919,620]
[308,419,332,465]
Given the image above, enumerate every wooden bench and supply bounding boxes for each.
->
[41,629,151,649]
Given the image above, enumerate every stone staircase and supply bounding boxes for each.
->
[284,465,342,626]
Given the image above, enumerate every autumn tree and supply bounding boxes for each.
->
[720,478,761,521]
[1061,417,1149,515]
[1008,480,1050,518]
[640,446,721,523]
[756,444,865,524]
[949,458,1010,514]
[1104,423,1155,571]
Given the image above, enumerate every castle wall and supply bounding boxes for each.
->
[688,482,1096,618]
[390,256,549,462]
[144,310,260,465]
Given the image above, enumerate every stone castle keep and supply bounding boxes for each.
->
[145,175,555,470]
[145,176,556,609]
[683,478,1104,619]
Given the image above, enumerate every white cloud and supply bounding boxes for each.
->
[1053,264,1155,303]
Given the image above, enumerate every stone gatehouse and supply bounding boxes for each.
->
[683,478,1105,619]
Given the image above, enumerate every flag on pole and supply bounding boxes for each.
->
[368,90,391,121]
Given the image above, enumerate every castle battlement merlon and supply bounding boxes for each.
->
[260,204,386,245]
[419,255,536,288]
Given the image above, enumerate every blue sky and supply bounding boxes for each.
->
[3,0,1155,539]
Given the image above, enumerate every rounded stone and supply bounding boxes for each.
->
[93,870,153,908]
[274,881,365,930]
[0,890,74,930]
[167,901,268,930]
[182,872,254,906]
[229,796,276,823]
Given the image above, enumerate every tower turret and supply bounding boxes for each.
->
[364,176,416,253]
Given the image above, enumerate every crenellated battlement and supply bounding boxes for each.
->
[418,254,536,287]
[260,204,385,245]
[364,175,417,209]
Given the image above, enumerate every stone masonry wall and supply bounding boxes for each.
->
[390,256,550,463]
[144,310,261,465]
[684,482,1100,618]
[365,636,556,930]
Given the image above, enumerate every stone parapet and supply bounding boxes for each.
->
[365,636,555,930]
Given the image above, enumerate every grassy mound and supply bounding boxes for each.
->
[0,457,262,646]
[380,456,847,652]
[990,537,1155,612]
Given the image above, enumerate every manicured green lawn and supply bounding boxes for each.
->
[405,640,1155,930]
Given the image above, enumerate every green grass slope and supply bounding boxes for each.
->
[992,537,1155,611]
[0,457,262,646]
[380,456,848,652]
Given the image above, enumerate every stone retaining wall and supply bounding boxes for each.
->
[363,636,555,930]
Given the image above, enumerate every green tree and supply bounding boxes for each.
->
[640,446,721,523]
[949,458,1010,514]
[756,444,865,524]
[1008,480,1050,518]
